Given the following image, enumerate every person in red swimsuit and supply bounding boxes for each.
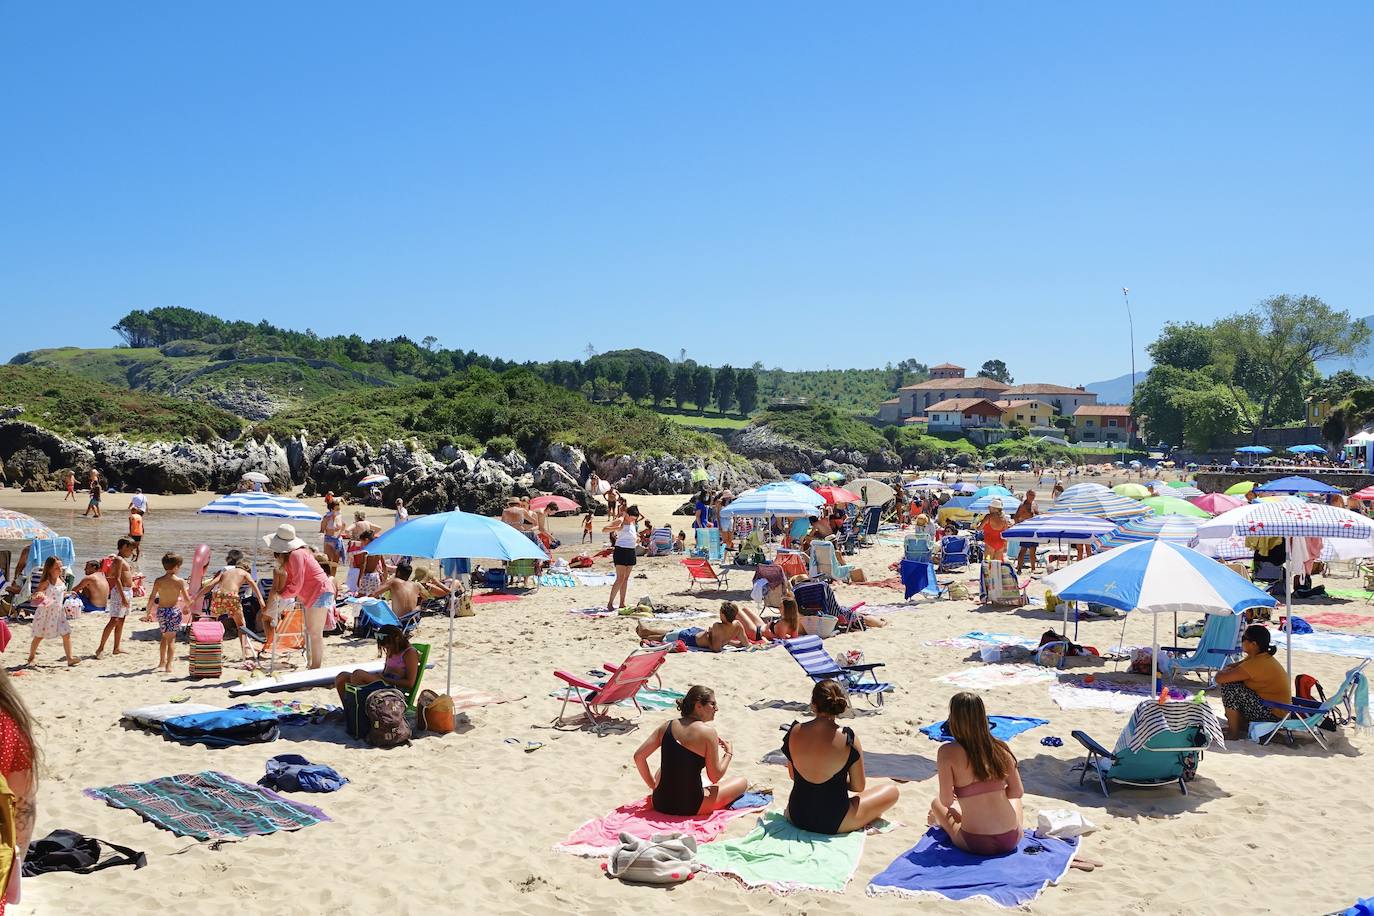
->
[928,692,1024,856]
[0,670,38,910]
[980,500,1011,561]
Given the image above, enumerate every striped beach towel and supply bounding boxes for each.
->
[1116,701,1225,754]
[539,573,577,588]
[85,771,330,841]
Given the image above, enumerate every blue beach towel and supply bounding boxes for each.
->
[900,559,940,599]
[161,708,281,748]
[868,827,1077,907]
[729,791,774,810]
[920,716,1049,743]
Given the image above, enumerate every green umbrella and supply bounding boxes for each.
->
[1224,481,1256,496]
[1166,480,1192,489]
[690,468,710,483]
[1112,483,1152,500]
[1140,495,1212,518]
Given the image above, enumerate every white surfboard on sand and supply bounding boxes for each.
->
[227,660,384,696]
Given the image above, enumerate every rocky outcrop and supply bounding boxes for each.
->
[0,422,96,490]
[532,462,588,508]
[545,443,589,482]
[391,451,518,516]
[728,425,900,474]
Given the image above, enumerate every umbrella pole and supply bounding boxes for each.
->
[446,587,455,697]
[1284,540,1294,684]
[1151,611,1159,696]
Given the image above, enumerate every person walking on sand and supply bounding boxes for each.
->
[94,537,135,658]
[26,558,80,667]
[64,470,76,502]
[604,504,641,612]
[266,524,336,669]
[83,472,103,518]
[127,506,144,563]
[581,511,594,544]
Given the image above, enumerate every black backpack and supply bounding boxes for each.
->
[24,829,147,876]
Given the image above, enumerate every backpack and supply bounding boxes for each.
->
[364,687,411,748]
[23,829,146,877]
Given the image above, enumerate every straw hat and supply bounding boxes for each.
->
[263,523,307,553]
[988,498,1004,512]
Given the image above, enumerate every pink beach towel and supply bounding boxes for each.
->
[555,795,770,856]
[1302,610,1374,630]
[471,593,522,605]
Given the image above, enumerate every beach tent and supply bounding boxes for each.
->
[364,510,546,694]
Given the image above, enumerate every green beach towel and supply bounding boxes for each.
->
[695,812,867,894]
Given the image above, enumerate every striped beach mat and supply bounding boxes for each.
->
[85,771,330,841]
[188,638,222,679]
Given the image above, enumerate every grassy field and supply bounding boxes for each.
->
[657,411,750,430]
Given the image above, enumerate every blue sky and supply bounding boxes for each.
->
[3,3,1371,384]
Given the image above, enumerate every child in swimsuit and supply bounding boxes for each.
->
[333,624,419,701]
[201,549,265,661]
[928,692,1025,856]
[148,553,192,674]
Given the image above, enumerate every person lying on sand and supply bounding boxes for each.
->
[633,685,747,816]
[636,601,764,651]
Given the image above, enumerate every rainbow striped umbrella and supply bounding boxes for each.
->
[0,509,57,541]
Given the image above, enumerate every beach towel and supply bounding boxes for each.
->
[935,665,1058,689]
[900,559,940,599]
[763,749,936,782]
[1302,610,1374,630]
[573,573,617,587]
[920,716,1048,743]
[258,754,348,793]
[551,686,685,711]
[851,576,905,590]
[1049,683,1211,714]
[855,603,920,615]
[471,593,522,605]
[868,827,1077,907]
[1118,700,1224,754]
[1324,588,1374,601]
[694,812,867,894]
[449,687,524,712]
[567,607,706,621]
[123,703,225,728]
[85,771,330,841]
[1265,629,1374,658]
[160,708,281,748]
[538,573,577,587]
[925,632,1040,651]
[554,794,771,857]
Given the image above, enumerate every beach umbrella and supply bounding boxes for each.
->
[1189,493,1244,515]
[905,478,943,491]
[1002,513,1118,543]
[1196,500,1374,681]
[847,478,896,506]
[1224,481,1256,496]
[814,485,861,505]
[241,471,271,484]
[1099,516,1205,549]
[1194,536,1254,562]
[1043,483,1151,520]
[1140,495,1211,518]
[952,482,977,495]
[1166,480,1191,489]
[756,481,826,506]
[1254,475,1341,495]
[357,474,390,488]
[690,468,710,484]
[1043,540,1277,689]
[823,471,846,483]
[967,493,1014,513]
[972,485,1014,499]
[1350,486,1374,500]
[720,491,823,519]
[1286,444,1326,454]
[364,511,547,696]
[790,473,814,485]
[1112,483,1152,500]
[1164,484,1204,499]
[198,492,322,577]
[1235,446,1272,455]
[529,495,579,513]
[0,509,57,541]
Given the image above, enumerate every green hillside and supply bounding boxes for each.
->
[0,366,242,442]
[756,367,919,415]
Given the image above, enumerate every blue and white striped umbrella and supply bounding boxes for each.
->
[1002,513,1117,543]
[720,491,821,519]
[1196,501,1373,540]
[1194,536,1254,561]
[904,478,943,490]
[0,508,57,541]
[1098,515,1204,550]
[1043,483,1151,521]
[197,492,322,521]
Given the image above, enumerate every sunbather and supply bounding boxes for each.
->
[782,680,898,834]
[1215,624,1288,740]
[368,561,422,615]
[633,685,747,816]
[72,560,109,612]
[334,625,420,701]
[770,598,804,640]
[927,692,1025,856]
[635,601,752,651]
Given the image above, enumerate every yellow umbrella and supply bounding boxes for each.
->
[1112,483,1152,500]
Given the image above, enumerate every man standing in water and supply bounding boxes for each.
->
[95,537,135,658]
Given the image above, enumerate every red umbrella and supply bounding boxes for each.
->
[814,486,861,505]
[529,495,580,513]
[1188,493,1245,514]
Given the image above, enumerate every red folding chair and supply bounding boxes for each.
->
[553,647,670,733]
[682,557,731,592]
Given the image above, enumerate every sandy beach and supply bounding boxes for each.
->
[4,486,1372,915]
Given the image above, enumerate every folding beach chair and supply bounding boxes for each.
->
[553,647,670,734]
[859,506,882,546]
[344,642,431,716]
[783,635,892,707]
[693,528,725,562]
[903,535,935,564]
[808,541,854,583]
[752,563,790,608]
[938,535,969,572]
[506,558,540,591]
[978,560,1030,607]
[261,602,307,673]
[794,580,868,633]
[775,550,808,580]
[1253,659,1370,749]
[734,529,766,566]
[1158,613,1243,686]
[646,527,674,557]
[1071,700,1221,796]
[682,558,731,592]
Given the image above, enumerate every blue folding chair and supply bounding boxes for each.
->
[939,535,969,572]
[783,635,893,707]
[1159,613,1243,686]
[1253,659,1370,748]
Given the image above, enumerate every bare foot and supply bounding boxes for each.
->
[93,651,104,660]
[25,657,35,667]
[67,658,81,667]
[112,649,126,655]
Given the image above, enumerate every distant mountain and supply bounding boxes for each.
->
[1316,314,1374,378]
[1082,371,1142,405]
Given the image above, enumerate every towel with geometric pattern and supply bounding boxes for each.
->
[85,770,329,841]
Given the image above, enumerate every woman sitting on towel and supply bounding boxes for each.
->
[334,625,419,701]
[783,681,899,835]
[1215,624,1288,740]
[928,692,1025,856]
[633,685,747,816]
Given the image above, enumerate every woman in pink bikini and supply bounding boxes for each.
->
[928,692,1025,856]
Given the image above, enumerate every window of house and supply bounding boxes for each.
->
[1016,414,1024,421]
[1085,419,1095,427]
[1107,418,1118,427]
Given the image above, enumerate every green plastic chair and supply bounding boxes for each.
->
[345,641,430,717]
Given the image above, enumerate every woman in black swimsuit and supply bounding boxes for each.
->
[633,685,748,816]
[783,680,900,835]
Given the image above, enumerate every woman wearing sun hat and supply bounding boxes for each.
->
[264,524,336,669]
[980,499,1011,561]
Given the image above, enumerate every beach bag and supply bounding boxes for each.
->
[947,582,970,600]
[418,689,455,734]
[849,568,866,583]
[455,592,475,618]
[22,829,147,877]
[217,614,240,640]
[1033,809,1098,840]
[344,680,392,739]
[0,772,15,898]
[363,687,411,748]
[1129,647,1153,675]
[604,832,698,885]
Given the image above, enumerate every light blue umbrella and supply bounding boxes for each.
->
[972,485,1013,499]
[756,481,827,506]
[1043,540,1277,688]
[1235,445,1271,454]
[720,492,822,519]
[1253,475,1341,495]
[363,510,547,694]
[968,493,1015,513]
[952,482,977,494]
[1286,444,1326,454]
[790,473,814,484]
[199,492,322,578]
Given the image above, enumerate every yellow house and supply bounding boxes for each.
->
[994,399,1055,429]
[1306,397,1332,426]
